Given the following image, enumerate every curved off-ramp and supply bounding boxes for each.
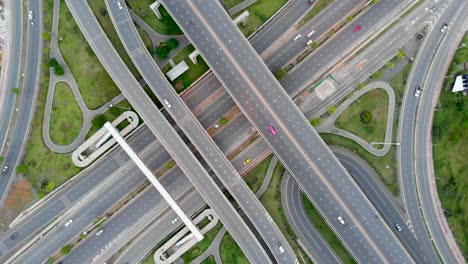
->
[316,81,396,157]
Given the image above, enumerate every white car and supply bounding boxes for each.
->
[171,217,179,224]
[337,216,346,226]
[440,23,448,33]
[306,40,314,46]
[163,99,172,108]
[293,34,302,41]
[306,30,316,38]
[394,224,402,232]
[64,219,73,227]
[414,86,422,97]
[28,11,33,20]
[277,243,284,253]
[96,229,104,236]
[2,165,8,173]
[117,1,123,9]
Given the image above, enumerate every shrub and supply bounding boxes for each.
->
[54,65,65,76]
[360,111,372,124]
[274,69,288,80]
[166,160,176,169]
[48,58,59,68]
[327,106,337,115]
[310,118,322,127]
[16,164,27,174]
[357,83,366,90]
[0,156,3,162]
[386,61,395,68]
[92,115,107,128]
[42,31,51,40]
[397,49,406,59]
[61,244,72,255]
[371,70,382,80]
[166,38,179,50]
[11,87,20,94]
[219,116,229,126]
[155,45,171,60]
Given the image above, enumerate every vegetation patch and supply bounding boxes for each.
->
[58,0,121,109]
[220,232,250,264]
[335,89,388,144]
[243,156,271,193]
[86,100,135,139]
[235,0,288,37]
[126,0,182,35]
[298,0,334,27]
[433,36,468,258]
[49,82,83,145]
[302,195,355,264]
[162,45,210,92]
[181,222,223,263]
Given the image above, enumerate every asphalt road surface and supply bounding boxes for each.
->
[2,0,430,261]
[400,0,467,262]
[64,1,272,263]
[0,0,42,206]
[105,1,297,262]
[161,0,413,262]
[0,0,22,154]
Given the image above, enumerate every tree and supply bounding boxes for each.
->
[16,164,27,174]
[166,38,179,50]
[370,0,380,4]
[61,244,72,255]
[371,70,382,80]
[397,49,406,59]
[11,87,20,94]
[360,111,372,123]
[155,45,170,60]
[219,116,229,126]
[274,69,288,80]
[41,31,52,40]
[54,65,65,76]
[347,16,354,22]
[309,41,319,49]
[310,117,322,127]
[0,156,4,162]
[92,115,107,128]
[386,61,395,68]
[48,58,59,68]
[327,106,337,115]
[166,160,176,169]
[357,83,366,90]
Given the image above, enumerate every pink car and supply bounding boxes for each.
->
[354,24,362,32]
[267,125,277,135]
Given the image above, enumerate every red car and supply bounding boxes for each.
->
[354,24,362,32]
[267,125,277,135]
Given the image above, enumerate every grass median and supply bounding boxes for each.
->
[126,0,182,35]
[235,0,288,37]
[335,88,389,145]
[49,82,83,145]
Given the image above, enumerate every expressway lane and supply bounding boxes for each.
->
[161,0,414,262]
[64,1,271,263]
[0,0,22,154]
[265,0,364,71]
[410,1,467,262]
[282,172,341,264]
[1,0,427,260]
[105,1,297,262]
[0,0,42,206]
[397,1,464,263]
[0,0,343,259]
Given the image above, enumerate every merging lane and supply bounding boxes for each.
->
[64,1,271,262]
[161,0,413,262]
[105,1,297,262]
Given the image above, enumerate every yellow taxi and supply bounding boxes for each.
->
[243,157,252,165]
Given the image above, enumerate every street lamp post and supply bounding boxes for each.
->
[371,141,400,146]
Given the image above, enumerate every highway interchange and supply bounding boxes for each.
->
[0,0,465,263]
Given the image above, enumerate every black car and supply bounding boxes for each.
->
[10,232,19,240]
